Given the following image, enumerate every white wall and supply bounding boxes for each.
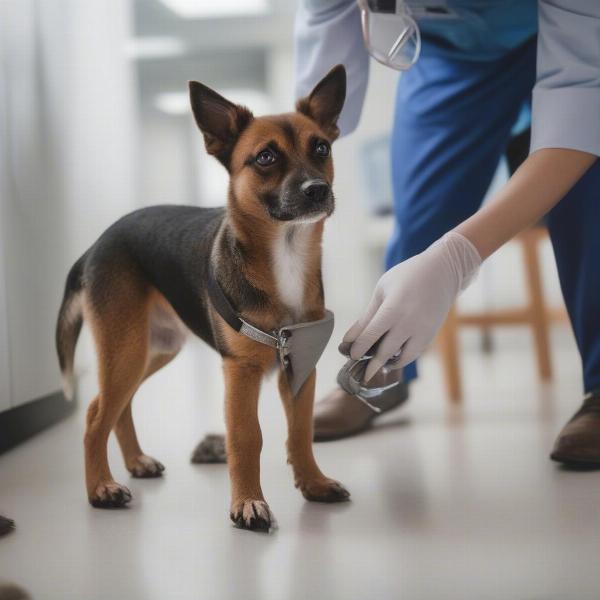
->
[0,0,138,406]
[139,112,197,206]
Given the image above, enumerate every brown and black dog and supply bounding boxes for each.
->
[55,65,349,531]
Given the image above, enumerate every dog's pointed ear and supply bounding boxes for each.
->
[296,64,346,140]
[188,81,253,169]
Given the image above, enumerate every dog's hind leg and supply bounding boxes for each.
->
[278,369,350,503]
[114,352,177,478]
[84,280,151,509]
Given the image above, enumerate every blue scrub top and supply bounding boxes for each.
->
[413,0,537,60]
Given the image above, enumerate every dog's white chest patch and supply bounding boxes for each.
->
[272,225,313,320]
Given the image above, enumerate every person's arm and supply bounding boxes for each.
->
[294,0,369,136]
[346,148,596,382]
[460,0,600,260]
[456,148,596,260]
[345,0,600,381]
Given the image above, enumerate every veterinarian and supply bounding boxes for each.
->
[295,0,600,464]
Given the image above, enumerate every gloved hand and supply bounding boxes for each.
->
[343,231,482,382]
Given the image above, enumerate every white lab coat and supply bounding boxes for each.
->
[295,0,600,157]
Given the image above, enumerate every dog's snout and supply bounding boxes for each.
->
[301,179,330,203]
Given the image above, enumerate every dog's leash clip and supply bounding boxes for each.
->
[336,359,383,413]
[336,342,404,413]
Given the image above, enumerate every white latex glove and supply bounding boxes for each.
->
[344,231,482,382]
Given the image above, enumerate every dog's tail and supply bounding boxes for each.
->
[55,254,86,401]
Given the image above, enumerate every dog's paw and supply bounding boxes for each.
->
[230,499,276,533]
[128,454,165,478]
[0,581,31,600]
[89,481,132,509]
[191,433,226,464]
[299,477,350,503]
[0,515,15,537]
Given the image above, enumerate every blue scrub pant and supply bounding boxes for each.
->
[387,37,600,394]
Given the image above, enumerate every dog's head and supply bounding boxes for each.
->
[189,65,346,223]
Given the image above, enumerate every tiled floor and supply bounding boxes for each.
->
[1,326,599,600]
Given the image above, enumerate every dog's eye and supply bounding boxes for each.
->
[315,141,330,157]
[256,149,276,166]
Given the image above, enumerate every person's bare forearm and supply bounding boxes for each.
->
[455,148,597,260]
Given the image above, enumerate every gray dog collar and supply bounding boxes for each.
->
[208,271,334,396]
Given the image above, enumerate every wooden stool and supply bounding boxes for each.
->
[437,226,567,403]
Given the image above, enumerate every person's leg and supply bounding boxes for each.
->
[313,38,537,441]
[387,37,537,382]
[547,164,600,394]
[548,162,600,465]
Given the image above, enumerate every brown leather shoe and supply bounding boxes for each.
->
[313,383,409,442]
[551,393,600,466]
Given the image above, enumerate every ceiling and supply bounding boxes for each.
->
[132,0,294,108]
[133,0,294,53]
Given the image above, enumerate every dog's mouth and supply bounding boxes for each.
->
[264,188,335,223]
[267,202,334,223]
[291,210,330,224]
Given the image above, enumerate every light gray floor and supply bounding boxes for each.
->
[1,326,600,600]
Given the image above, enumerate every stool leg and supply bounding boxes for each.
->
[520,229,552,380]
[438,305,462,403]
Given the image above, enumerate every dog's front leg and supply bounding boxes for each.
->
[223,359,274,532]
[278,369,350,503]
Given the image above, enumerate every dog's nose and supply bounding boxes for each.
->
[301,179,330,203]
